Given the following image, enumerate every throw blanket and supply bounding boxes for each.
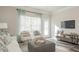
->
[0,39,8,52]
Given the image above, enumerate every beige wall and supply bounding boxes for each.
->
[52,7,79,36]
[0,6,17,35]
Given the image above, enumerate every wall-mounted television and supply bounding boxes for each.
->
[61,20,75,29]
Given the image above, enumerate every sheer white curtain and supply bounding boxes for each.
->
[17,9,41,33]
[41,14,50,37]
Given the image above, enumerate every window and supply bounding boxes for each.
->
[17,9,51,37]
[19,13,41,33]
[17,9,41,33]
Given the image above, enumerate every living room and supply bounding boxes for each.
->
[0,6,79,52]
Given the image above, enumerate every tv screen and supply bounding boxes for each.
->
[61,20,75,29]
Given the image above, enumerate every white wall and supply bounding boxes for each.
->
[51,7,79,36]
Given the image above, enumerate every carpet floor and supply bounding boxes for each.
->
[19,40,79,52]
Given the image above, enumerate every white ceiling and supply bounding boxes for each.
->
[30,6,74,13]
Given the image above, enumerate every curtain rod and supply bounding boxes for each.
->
[16,8,42,15]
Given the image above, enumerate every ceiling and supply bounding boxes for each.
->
[30,6,74,13]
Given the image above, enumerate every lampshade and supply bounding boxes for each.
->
[0,23,8,29]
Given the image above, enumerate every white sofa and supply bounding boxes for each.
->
[7,36,22,52]
[0,35,22,52]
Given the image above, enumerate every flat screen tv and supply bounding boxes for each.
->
[61,20,75,29]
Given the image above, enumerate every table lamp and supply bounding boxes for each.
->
[0,23,8,32]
